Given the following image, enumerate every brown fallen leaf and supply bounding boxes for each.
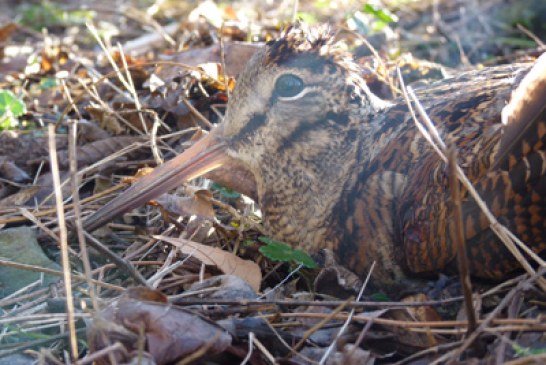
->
[187,275,258,300]
[155,235,262,292]
[388,293,445,351]
[157,42,262,81]
[55,136,148,169]
[154,189,216,220]
[86,106,126,135]
[0,130,67,167]
[0,158,31,183]
[88,289,232,365]
[77,119,112,143]
[33,171,72,204]
[298,344,376,365]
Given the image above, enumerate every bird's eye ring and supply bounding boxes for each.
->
[274,74,305,98]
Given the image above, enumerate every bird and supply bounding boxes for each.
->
[83,24,546,290]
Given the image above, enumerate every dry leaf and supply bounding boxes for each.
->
[401,293,443,323]
[77,119,112,143]
[0,130,68,167]
[0,159,31,183]
[158,42,262,81]
[55,136,147,169]
[187,275,258,300]
[86,106,125,135]
[388,294,445,350]
[155,235,262,291]
[154,189,215,219]
[89,290,231,365]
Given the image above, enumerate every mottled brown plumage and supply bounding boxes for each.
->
[84,24,546,288]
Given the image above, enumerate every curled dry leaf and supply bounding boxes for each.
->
[388,293,445,351]
[76,119,112,143]
[153,189,216,220]
[0,158,31,183]
[0,130,67,167]
[86,106,126,135]
[157,42,262,81]
[313,248,363,298]
[155,235,262,292]
[88,289,231,365]
[298,344,375,365]
[187,274,258,300]
[197,62,236,92]
[55,136,147,169]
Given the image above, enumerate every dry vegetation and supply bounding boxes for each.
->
[0,0,544,364]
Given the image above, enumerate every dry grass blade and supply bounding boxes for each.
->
[287,297,353,361]
[68,121,99,310]
[47,124,78,359]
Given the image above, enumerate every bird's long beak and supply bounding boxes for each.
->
[83,126,229,232]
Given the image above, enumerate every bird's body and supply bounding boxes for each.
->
[84,24,546,289]
[327,64,545,285]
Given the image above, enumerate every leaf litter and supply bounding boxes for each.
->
[0,0,544,364]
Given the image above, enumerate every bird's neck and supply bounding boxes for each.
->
[251,101,387,251]
[254,144,360,251]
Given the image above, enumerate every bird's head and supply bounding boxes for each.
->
[221,24,381,170]
[83,23,384,232]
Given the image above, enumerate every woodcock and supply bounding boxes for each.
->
[84,24,546,288]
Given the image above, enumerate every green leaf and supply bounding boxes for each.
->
[362,4,398,24]
[296,12,318,24]
[512,343,546,357]
[0,90,26,130]
[211,182,241,199]
[258,236,317,268]
[0,115,15,130]
[0,90,26,118]
[242,239,256,247]
[291,249,318,269]
[40,77,59,90]
[313,0,330,9]
[370,292,391,302]
[258,238,293,261]
[257,236,280,245]
[19,1,95,31]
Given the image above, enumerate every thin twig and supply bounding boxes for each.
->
[448,147,477,335]
[319,262,375,365]
[441,270,545,364]
[82,231,148,286]
[77,342,127,365]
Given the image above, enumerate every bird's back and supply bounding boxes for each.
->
[332,61,546,285]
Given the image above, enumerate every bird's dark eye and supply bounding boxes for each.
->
[274,74,305,98]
